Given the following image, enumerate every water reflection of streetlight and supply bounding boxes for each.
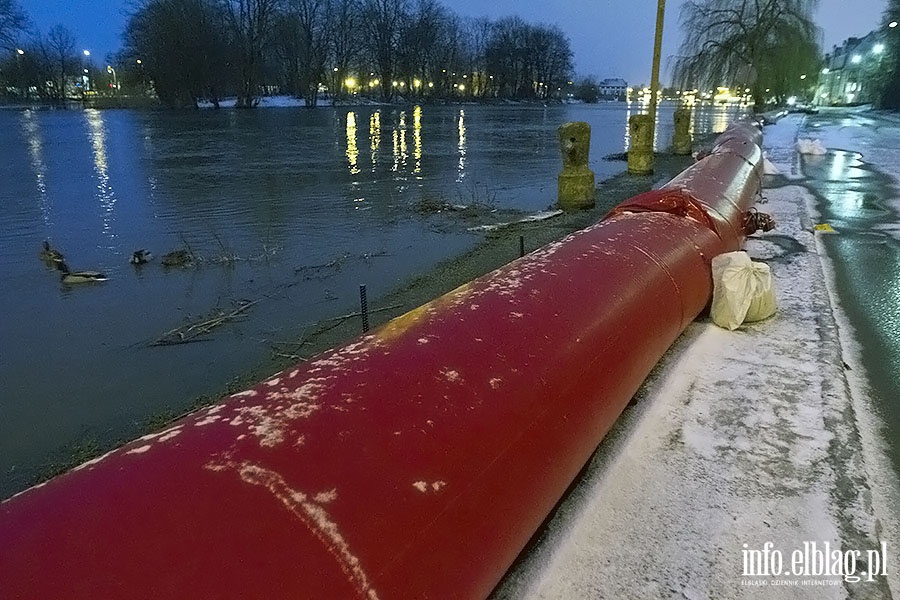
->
[345,112,359,175]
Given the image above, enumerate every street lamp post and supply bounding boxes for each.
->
[136,59,146,93]
[107,65,118,94]
[16,49,24,100]
[82,50,91,96]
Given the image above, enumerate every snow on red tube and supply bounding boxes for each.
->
[0,122,763,599]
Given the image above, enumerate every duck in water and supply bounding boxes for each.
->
[56,261,108,284]
[130,249,153,265]
[39,240,64,264]
[161,249,192,267]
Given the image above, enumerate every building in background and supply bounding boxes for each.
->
[598,78,628,101]
[816,30,888,105]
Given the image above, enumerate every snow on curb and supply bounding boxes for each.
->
[492,116,894,599]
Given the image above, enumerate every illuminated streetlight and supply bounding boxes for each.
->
[874,43,885,54]
[822,67,830,74]
[107,65,118,92]
[890,21,898,28]
[851,54,862,64]
[81,50,91,95]
[15,49,25,99]
[800,74,807,80]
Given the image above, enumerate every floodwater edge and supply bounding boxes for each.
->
[11,150,698,499]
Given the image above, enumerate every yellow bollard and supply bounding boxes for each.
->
[557,122,596,210]
[628,114,654,175]
[673,108,692,156]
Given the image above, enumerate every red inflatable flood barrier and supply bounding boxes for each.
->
[0,123,763,599]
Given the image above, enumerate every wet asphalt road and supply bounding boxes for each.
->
[776,112,900,478]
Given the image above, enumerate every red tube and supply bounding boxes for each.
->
[0,122,763,599]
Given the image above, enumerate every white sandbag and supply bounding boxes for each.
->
[744,261,777,323]
[796,138,827,155]
[711,251,777,330]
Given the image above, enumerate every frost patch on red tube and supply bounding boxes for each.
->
[234,462,380,600]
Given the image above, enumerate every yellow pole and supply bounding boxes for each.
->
[647,0,666,167]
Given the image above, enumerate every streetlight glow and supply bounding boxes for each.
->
[16,48,24,55]
[891,21,898,28]
[83,49,90,56]
[874,43,885,54]
[852,54,862,63]
[107,65,119,92]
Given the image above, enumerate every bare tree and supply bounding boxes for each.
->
[876,0,900,108]
[280,0,331,106]
[124,0,232,108]
[485,18,572,100]
[361,0,408,101]
[220,0,279,107]
[464,17,493,98]
[43,25,78,105]
[672,0,821,109]
[396,0,450,97]
[0,0,28,51]
[328,0,363,101]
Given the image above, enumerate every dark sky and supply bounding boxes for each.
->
[23,0,888,84]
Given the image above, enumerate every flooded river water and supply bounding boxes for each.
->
[0,100,744,498]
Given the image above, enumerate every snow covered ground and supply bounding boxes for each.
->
[491,114,899,600]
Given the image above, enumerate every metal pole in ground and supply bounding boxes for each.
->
[648,0,666,156]
[628,0,665,175]
[359,284,369,332]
